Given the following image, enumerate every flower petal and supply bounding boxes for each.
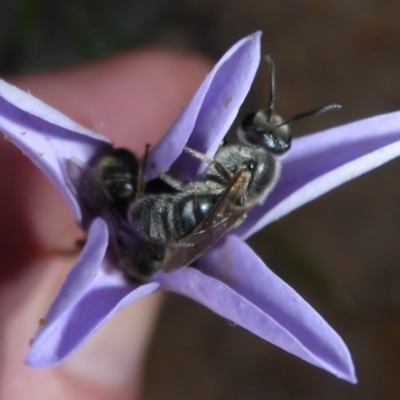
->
[0,79,111,222]
[41,218,109,321]
[149,32,261,180]
[237,111,400,238]
[157,235,356,383]
[26,218,160,366]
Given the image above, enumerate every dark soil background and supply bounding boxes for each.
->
[1,1,400,399]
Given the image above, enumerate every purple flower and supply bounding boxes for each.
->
[3,32,400,384]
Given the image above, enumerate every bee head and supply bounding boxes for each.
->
[238,110,291,155]
[237,55,341,156]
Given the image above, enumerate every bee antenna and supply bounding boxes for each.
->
[277,103,342,128]
[264,55,275,122]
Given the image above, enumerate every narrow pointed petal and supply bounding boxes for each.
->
[26,218,160,366]
[0,79,111,222]
[238,111,400,238]
[157,236,356,383]
[149,32,261,180]
[40,218,109,322]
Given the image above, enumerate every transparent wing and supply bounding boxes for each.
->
[162,167,252,272]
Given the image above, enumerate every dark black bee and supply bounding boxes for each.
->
[65,146,174,280]
[66,147,139,218]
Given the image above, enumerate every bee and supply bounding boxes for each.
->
[126,55,342,277]
[65,146,174,279]
[66,147,140,218]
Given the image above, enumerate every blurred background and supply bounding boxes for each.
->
[1,0,400,399]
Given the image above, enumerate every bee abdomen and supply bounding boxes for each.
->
[130,194,217,244]
[175,195,216,239]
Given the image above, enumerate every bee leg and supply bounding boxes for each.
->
[185,147,232,181]
[151,163,186,191]
[137,144,151,197]
[184,147,215,165]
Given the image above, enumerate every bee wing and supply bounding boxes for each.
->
[65,159,113,213]
[162,168,252,272]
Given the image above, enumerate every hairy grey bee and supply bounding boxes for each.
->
[126,55,342,277]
